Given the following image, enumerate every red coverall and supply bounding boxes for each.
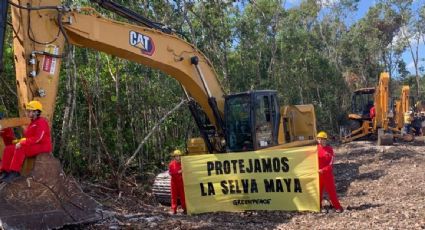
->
[1,128,15,146]
[168,159,186,212]
[318,144,342,210]
[1,117,52,173]
[370,106,376,119]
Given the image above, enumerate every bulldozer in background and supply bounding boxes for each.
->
[340,72,413,145]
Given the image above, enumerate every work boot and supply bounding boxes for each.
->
[0,172,9,181]
[3,171,20,183]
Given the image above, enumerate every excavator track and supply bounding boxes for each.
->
[152,171,171,205]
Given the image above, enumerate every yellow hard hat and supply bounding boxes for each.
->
[171,149,182,156]
[316,131,328,139]
[26,100,43,111]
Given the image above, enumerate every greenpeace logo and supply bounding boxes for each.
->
[129,31,155,56]
[232,199,271,206]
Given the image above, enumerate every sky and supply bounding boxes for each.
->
[284,0,425,75]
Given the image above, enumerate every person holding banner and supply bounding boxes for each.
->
[317,131,343,213]
[168,149,186,214]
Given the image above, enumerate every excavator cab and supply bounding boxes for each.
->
[350,88,375,120]
[347,87,375,131]
[225,90,279,152]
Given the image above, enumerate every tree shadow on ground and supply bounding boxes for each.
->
[356,169,386,181]
[380,148,417,162]
[333,163,386,197]
[346,203,382,211]
[333,162,360,195]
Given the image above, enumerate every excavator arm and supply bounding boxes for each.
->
[4,0,225,141]
[394,86,410,129]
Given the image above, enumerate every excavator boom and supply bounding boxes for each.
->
[6,0,225,130]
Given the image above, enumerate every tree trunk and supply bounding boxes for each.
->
[59,47,75,161]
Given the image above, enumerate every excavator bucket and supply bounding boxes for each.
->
[0,154,101,229]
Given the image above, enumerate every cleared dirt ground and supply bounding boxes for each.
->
[83,140,425,230]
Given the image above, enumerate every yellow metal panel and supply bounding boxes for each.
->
[401,86,410,113]
[279,104,316,144]
[187,137,208,155]
[373,72,390,130]
[11,0,65,125]
[0,118,31,129]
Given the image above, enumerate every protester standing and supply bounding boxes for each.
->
[168,149,186,214]
[317,131,343,213]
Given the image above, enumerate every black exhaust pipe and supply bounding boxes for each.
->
[0,0,8,74]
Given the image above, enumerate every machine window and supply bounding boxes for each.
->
[225,95,253,152]
[255,95,272,148]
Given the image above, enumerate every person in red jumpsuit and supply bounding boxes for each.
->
[0,127,15,146]
[168,149,186,214]
[0,109,16,146]
[317,131,343,213]
[0,101,52,183]
[370,105,376,120]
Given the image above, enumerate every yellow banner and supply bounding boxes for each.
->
[181,145,319,214]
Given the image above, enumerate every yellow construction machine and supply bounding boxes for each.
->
[0,0,317,228]
[341,72,395,145]
[393,86,410,131]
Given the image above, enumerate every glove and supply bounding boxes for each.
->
[12,138,26,144]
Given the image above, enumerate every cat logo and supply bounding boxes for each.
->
[129,31,155,56]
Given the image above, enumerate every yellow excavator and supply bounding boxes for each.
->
[341,72,412,144]
[0,0,317,228]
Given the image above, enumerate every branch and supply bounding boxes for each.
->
[120,99,187,173]
[0,74,17,98]
[82,181,118,192]
[80,77,116,173]
[105,55,117,82]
